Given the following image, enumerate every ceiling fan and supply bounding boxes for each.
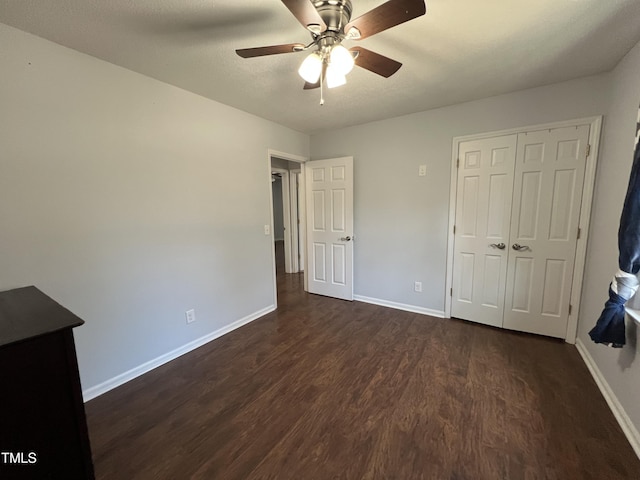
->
[236,0,426,102]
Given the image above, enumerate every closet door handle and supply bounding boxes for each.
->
[489,243,506,250]
[512,243,529,251]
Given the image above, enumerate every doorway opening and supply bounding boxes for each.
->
[268,150,308,308]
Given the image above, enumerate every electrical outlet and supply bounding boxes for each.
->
[264,224,271,235]
[418,165,427,177]
[185,309,196,324]
[414,281,423,292]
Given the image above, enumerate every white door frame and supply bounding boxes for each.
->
[444,116,603,343]
[297,170,306,275]
[267,149,309,308]
[289,169,304,273]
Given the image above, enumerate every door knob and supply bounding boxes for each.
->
[340,236,352,242]
[489,243,506,250]
[512,243,529,251]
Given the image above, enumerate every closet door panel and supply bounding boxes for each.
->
[503,125,590,338]
[451,135,517,327]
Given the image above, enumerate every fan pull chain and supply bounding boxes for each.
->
[320,67,325,106]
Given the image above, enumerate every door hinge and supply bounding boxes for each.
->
[586,144,591,158]
[569,304,573,315]
[450,287,453,297]
[577,227,581,240]
[456,159,460,168]
[453,225,456,234]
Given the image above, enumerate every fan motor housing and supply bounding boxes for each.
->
[313,0,353,33]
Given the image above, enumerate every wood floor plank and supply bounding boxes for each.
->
[86,268,640,479]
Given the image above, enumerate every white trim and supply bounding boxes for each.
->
[267,149,307,164]
[354,295,445,318]
[289,171,300,272]
[565,116,602,343]
[448,116,603,143]
[575,339,640,459]
[82,305,275,402]
[444,137,459,318]
[445,116,603,345]
[295,171,306,273]
[300,164,309,292]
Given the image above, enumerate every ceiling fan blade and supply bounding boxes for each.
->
[281,0,327,33]
[351,47,402,77]
[236,43,305,58]
[345,0,426,40]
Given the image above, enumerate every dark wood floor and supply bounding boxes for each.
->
[86,263,640,479]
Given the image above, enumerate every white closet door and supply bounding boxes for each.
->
[503,125,590,338]
[451,135,517,327]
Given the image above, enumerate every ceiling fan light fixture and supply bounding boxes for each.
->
[298,52,323,84]
[326,65,347,89]
[329,44,355,76]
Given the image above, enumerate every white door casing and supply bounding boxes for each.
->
[451,135,518,327]
[503,125,590,337]
[305,157,354,301]
[289,170,300,272]
[296,172,306,273]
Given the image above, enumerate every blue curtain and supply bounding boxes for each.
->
[590,104,640,348]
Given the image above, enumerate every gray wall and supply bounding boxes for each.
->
[578,39,640,435]
[311,74,610,313]
[0,24,309,391]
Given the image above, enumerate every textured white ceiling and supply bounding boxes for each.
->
[1,0,640,133]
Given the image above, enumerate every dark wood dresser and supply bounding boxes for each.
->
[0,286,95,479]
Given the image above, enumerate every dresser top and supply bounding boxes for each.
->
[0,286,84,347]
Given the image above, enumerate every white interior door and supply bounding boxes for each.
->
[503,125,590,337]
[451,135,518,327]
[305,157,354,300]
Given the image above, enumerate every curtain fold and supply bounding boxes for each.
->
[590,103,640,347]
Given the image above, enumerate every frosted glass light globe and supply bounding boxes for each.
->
[329,45,355,76]
[298,53,323,84]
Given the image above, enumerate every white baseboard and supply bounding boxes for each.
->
[82,305,276,402]
[575,338,640,459]
[353,295,445,318]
